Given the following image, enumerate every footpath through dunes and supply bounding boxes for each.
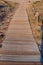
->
[0,0,40,61]
[2,3,40,55]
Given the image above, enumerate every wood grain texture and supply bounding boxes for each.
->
[0,62,42,65]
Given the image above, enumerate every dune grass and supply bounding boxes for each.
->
[27,0,43,47]
[0,0,18,43]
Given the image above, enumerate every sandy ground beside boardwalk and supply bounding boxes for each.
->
[0,0,18,44]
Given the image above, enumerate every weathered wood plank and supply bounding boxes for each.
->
[0,62,42,65]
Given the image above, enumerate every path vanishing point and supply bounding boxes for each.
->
[0,0,40,62]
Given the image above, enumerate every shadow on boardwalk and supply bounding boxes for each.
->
[40,21,43,64]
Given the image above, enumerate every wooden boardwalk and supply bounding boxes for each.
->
[1,0,40,62]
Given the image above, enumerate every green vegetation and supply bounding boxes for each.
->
[4,1,18,8]
[33,1,40,4]
[40,16,43,21]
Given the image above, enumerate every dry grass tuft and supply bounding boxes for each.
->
[0,0,18,43]
[27,0,43,48]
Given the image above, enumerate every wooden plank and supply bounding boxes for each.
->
[0,62,42,65]
[0,55,40,62]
